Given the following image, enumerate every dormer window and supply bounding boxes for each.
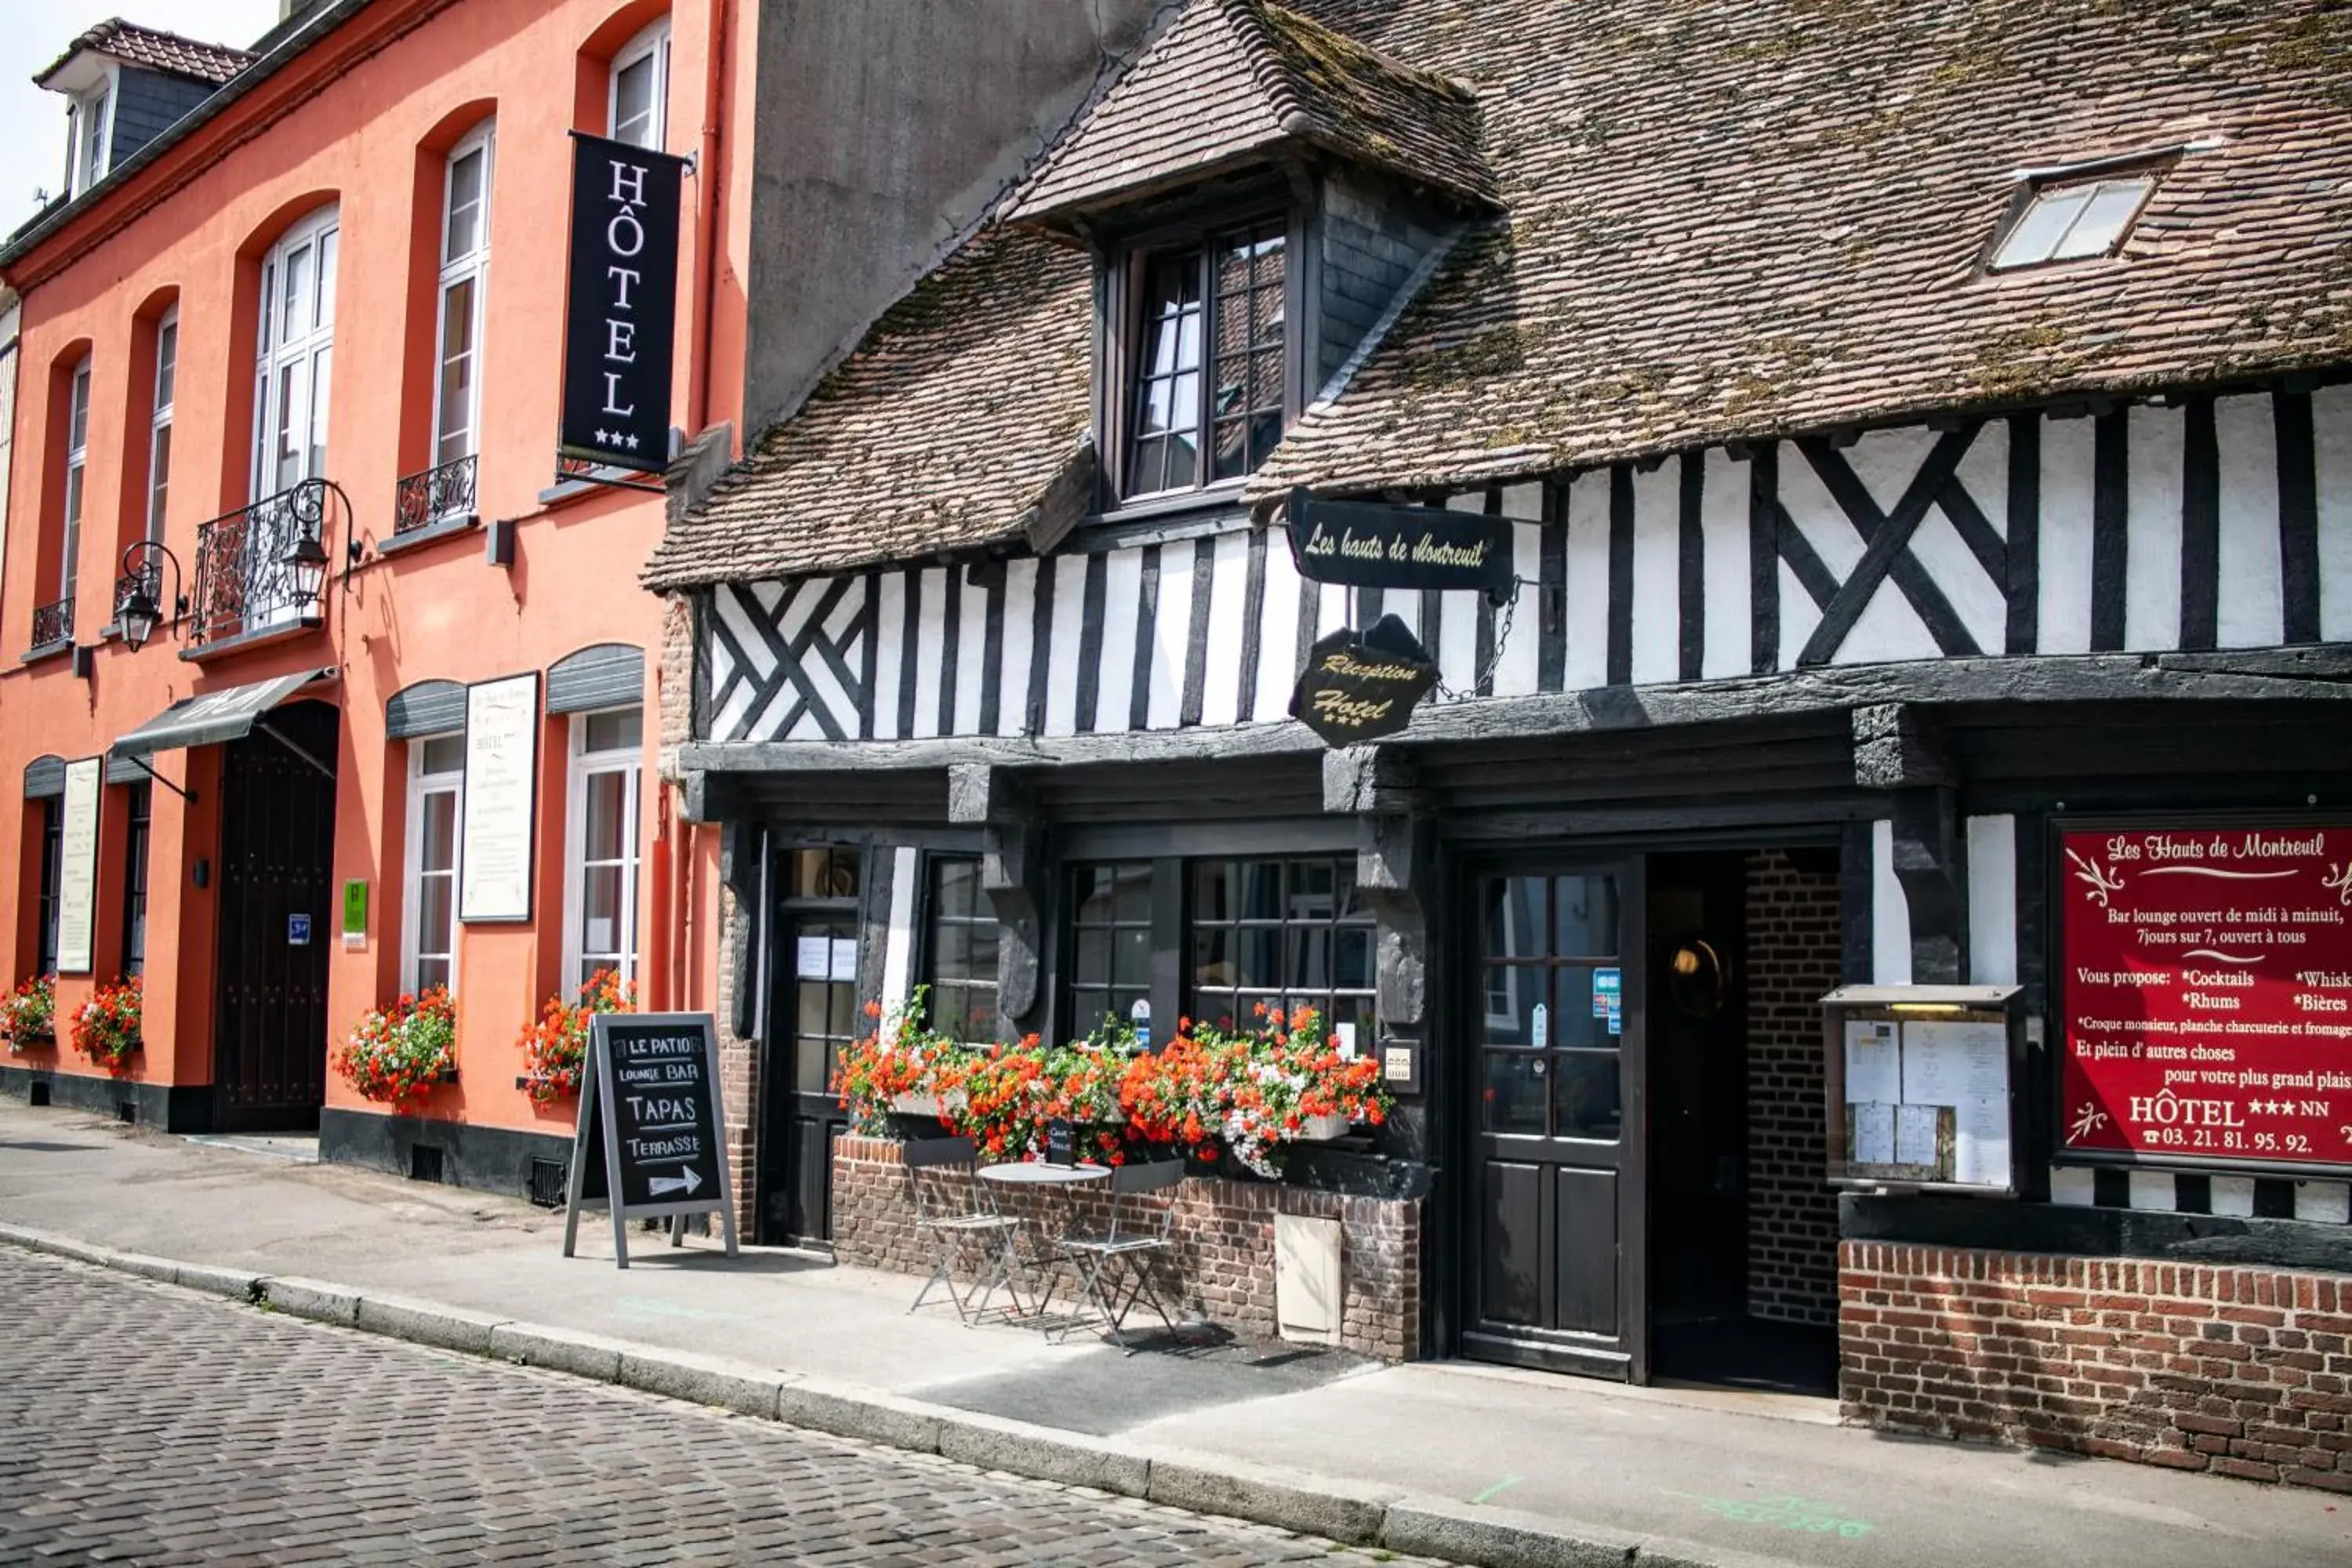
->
[1990,172,2157,270]
[1124,218,1288,499]
[69,84,113,198]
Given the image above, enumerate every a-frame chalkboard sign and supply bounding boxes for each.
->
[561,1011,739,1267]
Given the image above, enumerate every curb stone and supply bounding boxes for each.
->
[0,1226,1744,1568]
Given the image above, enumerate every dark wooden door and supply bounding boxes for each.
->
[1461,858,1649,1380]
[213,699,339,1132]
[757,850,863,1246]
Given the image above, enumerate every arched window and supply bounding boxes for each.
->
[608,19,670,151]
[60,355,91,608]
[432,122,495,474]
[252,205,339,499]
[145,304,176,543]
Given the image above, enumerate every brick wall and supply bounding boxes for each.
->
[1842,1241,2352,1492]
[832,1136,1421,1360]
[1745,850,1841,1323]
[713,880,758,1240]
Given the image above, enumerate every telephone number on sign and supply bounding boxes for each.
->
[2137,1125,2314,1153]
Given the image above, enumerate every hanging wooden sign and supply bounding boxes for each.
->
[1290,615,1439,746]
[1285,489,1513,596]
[562,1011,740,1267]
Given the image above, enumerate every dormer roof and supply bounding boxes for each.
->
[1004,0,1494,230]
[34,19,253,93]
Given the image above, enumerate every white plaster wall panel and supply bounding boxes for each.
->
[1951,417,2009,540]
[1777,560,1819,670]
[2296,1181,2352,1224]
[2049,1166,2096,1207]
[1200,532,1250,728]
[800,605,858,735]
[996,557,1038,737]
[909,566,949,739]
[1845,423,1941,516]
[2038,413,2096,655]
[1490,521,1543,697]
[1838,573,1937,666]
[1254,539,1304,721]
[2214,394,2283,649]
[1317,579,1349,640]
[1382,576,1419,641]
[869,572,909,739]
[1631,461,1680,684]
[712,583,777,740]
[1437,587,1479,698]
[2209,1175,2256,1218]
[1871,818,1910,985]
[1094,547,1144,732]
[2315,384,2352,641]
[2127,1171,2178,1211]
[2124,403,2185,652]
[1044,556,1088,737]
[774,575,816,641]
[1777,445,1869,579]
[1145,545,1197,730]
[880,844,920,1013]
[1965,815,2018,986]
[1501,481,1543,521]
[1563,469,1611,690]
[1700,446,1751,680]
[1907,506,2005,655]
[952,572,989,734]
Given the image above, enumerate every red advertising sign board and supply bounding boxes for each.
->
[2060,827,2352,1169]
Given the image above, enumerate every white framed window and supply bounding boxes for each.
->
[562,706,643,993]
[432,123,494,474]
[69,82,113,198]
[402,733,465,995]
[252,205,339,501]
[61,356,91,604]
[146,307,176,543]
[1990,175,2158,270]
[608,20,671,151]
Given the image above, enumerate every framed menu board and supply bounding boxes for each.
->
[1823,985,2022,1194]
[459,672,540,923]
[2056,822,2352,1175]
[55,758,101,975]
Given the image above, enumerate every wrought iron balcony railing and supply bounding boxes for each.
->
[190,477,332,648]
[29,595,72,651]
[394,452,477,535]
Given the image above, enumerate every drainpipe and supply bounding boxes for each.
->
[691,0,729,438]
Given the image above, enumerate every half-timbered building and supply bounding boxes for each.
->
[647,0,2352,1480]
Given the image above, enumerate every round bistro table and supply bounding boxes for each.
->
[975,1162,1112,1326]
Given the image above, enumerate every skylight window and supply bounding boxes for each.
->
[1991,176,2156,270]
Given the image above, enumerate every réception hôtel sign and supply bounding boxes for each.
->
[2060,826,2352,1173]
[558,132,687,476]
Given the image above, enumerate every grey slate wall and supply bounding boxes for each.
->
[109,69,218,169]
[1318,172,1446,393]
[740,0,1171,443]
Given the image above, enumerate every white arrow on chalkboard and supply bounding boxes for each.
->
[649,1168,703,1197]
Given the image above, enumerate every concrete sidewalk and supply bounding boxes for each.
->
[2,1099,2346,1568]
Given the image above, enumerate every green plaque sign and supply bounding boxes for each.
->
[342,878,368,939]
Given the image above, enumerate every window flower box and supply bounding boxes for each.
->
[2,976,56,1054]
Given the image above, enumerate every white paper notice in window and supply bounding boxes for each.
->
[458,673,539,922]
[1842,1021,1899,1105]
[829,938,858,982]
[794,936,830,980]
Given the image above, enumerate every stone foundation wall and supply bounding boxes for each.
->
[1841,1240,2352,1492]
[833,1136,1421,1360]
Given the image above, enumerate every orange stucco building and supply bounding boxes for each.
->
[0,0,753,1189]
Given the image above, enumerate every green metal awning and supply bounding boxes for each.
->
[110,667,338,761]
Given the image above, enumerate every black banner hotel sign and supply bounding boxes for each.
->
[559,132,686,474]
[1285,488,1513,596]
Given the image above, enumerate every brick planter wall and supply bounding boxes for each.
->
[1842,1240,2352,1491]
[833,1136,1421,1360]
[1745,850,1841,1324]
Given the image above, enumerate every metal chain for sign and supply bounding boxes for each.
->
[1341,580,1525,705]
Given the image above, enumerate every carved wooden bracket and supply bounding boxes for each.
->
[951,763,1047,1034]
[1356,811,1430,1029]
[1852,703,1953,789]
[1889,784,1965,984]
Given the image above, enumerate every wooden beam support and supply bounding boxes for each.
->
[1852,703,1953,789]
[1323,747,1427,815]
[966,770,1048,1034]
[1890,785,1965,985]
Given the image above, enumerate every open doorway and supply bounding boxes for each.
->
[1646,848,1840,1395]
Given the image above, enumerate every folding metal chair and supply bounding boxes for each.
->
[903,1136,1028,1325]
[1054,1159,1185,1353]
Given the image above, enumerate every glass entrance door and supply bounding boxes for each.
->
[1462,861,1648,1379]
[759,848,861,1246]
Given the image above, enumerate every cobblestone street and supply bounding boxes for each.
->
[0,1250,1442,1566]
